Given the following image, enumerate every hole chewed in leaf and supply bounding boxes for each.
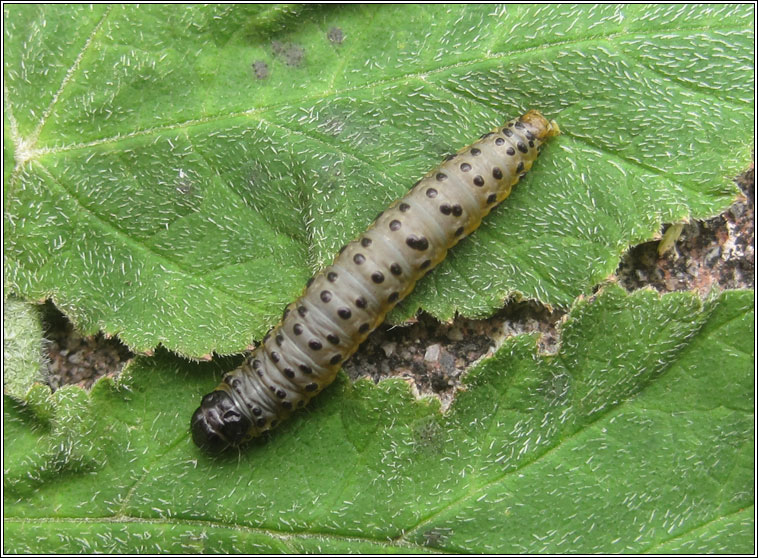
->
[42,302,133,390]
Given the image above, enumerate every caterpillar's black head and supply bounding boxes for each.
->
[191,390,252,454]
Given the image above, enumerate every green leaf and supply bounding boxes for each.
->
[4,287,753,553]
[2,297,45,399]
[3,5,753,357]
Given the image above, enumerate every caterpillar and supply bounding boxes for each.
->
[191,110,560,453]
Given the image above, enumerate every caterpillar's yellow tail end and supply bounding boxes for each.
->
[520,109,561,140]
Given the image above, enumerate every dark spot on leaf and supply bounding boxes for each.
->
[327,26,344,44]
[252,60,269,80]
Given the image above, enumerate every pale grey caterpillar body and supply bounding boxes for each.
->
[191,110,560,453]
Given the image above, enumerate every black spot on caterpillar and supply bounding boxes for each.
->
[191,110,560,454]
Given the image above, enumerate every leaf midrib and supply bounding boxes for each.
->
[1,515,449,553]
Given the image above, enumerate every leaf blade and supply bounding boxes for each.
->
[4,288,753,553]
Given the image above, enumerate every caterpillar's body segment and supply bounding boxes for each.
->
[191,110,560,453]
